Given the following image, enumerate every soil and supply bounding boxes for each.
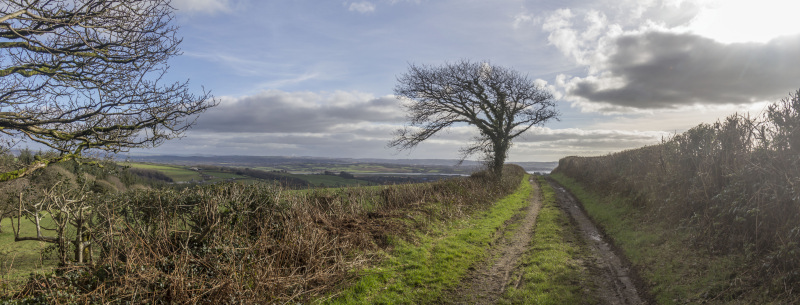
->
[441,177,648,305]
[442,176,543,304]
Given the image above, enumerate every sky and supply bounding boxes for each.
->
[132,0,800,162]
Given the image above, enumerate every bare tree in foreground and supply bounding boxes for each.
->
[0,0,216,182]
[390,60,559,178]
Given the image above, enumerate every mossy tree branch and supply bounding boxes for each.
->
[0,0,217,180]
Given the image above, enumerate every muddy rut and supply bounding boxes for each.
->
[441,177,647,305]
[549,178,646,305]
[442,176,544,304]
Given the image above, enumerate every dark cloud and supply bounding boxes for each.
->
[194,90,405,133]
[569,32,800,108]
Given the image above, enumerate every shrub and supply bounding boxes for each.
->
[553,90,800,298]
[7,165,525,304]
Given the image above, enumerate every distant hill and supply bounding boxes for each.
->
[116,155,557,174]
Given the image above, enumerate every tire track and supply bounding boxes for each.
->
[442,177,543,305]
[548,178,647,305]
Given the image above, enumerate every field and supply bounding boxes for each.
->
[0,165,529,303]
[254,163,439,174]
[121,162,371,186]
[0,215,59,290]
[279,173,371,187]
[121,162,201,182]
[13,150,793,304]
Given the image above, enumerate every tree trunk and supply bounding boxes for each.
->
[492,140,508,180]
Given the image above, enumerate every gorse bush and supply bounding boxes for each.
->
[6,165,525,304]
[554,89,800,297]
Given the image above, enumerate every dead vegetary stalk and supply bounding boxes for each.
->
[7,166,524,304]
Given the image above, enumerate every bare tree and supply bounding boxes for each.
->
[390,60,559,178]
[0,0,216,182]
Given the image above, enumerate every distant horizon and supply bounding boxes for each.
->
[117,153,561,165]
[7,146,563,163]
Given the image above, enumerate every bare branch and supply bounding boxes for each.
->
[390,59,560,177]
[0,0,217,180]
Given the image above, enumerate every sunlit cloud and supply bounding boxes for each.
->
[536,2,800,113]
[348,1,376,13]
[171,0,235,14]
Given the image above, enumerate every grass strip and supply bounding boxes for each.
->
[551,173,744,305]
[500,175,595,304]
[325,175,532,305]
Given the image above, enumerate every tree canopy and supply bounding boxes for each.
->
[390,60,559,178]
[0,0,216,181]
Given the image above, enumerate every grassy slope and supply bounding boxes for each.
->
[121,162,201,182]
[551,173,748,305]
[0,215,59,290]
[500,175,595,304]
[325,175,532,304]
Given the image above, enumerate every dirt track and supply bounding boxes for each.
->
[548,178,646,305]
[443,176,543,304]
[442,177,646,305]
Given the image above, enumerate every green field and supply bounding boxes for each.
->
[121,162,201,182]
[0,215,59,289]
[253,163,462,174]
[197,170,249,183]
[122,162,370,186]
[280,173,371,187]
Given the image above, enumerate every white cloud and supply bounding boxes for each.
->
[348,1,376,13]
[686,0,800,43]
[172,0,234,14]
[513,13,535,29]
[536,2,800,113]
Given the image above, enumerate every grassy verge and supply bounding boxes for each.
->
[325,175,532,304]
[500,175,595,304]
[551,173,746,305]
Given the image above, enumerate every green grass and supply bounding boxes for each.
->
[500,175,595,304]
[0,214,60,292]
[121,162,201,182]
[551,173,744,305]
[325,175,532,304]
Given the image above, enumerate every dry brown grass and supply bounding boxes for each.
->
[6,165,525,304]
